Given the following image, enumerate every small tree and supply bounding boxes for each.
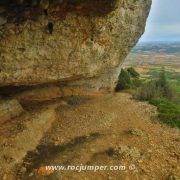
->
[115,69,133,91]
[134,80,161,101]
[156,69,173,99]
[135,69,173,101]
[127,67,140,78]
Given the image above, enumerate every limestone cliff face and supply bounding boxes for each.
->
[0,0,151,89]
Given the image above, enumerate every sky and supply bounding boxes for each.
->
[140,0,180,42]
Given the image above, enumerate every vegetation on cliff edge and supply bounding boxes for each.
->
[116,67,180,128]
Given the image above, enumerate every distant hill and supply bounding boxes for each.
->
[132,42,180,54]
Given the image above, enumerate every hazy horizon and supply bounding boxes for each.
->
[139,0,180,43]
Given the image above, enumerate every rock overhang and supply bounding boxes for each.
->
[0,0,152,89]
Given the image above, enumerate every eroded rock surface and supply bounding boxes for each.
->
[0,105,58,178]
[0,99,24,124]
[0,0,151,90]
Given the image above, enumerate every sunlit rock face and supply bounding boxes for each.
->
[0,0,151,90]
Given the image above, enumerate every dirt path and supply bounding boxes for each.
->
[0,93,179,179]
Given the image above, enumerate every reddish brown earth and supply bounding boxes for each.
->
[0,92,179,179]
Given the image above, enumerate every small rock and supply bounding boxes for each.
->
[90,148,96,152]
[29,172,34,177]
[128,128,145,137]
[3,174,7,180]
[112,134,116,139]
[37,166,54,176]
[112,145,141,160]
[19,167,27,174]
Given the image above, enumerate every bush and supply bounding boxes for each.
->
[134,80,162,101]
[115,69,133,91]
[131,78,143,88]
[149,98,180,128]
[115,67,140,91]
[155,69,173,99]
[135,69,173,101]
[127,67,140,78]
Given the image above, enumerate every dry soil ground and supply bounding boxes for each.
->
[0,92,179,180]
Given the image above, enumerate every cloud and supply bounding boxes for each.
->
[140,0,180,42]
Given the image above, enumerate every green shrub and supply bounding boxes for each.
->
[127,67,140,78]
[115,67,140,91]
[115,69,133,91]
[134,80,162,101]
[135,69,173,101]
[149,98,180,128]
[131,78,143,88]
[155,69,173,99]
